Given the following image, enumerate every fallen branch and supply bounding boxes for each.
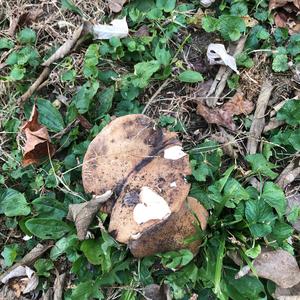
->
[206,36,247,107]
[246,79,273,154]
[0,243,51,282]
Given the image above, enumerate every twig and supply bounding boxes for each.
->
[18,67,51,105]
[142,79,171,114]
[206,36,247,107]
[53,272,67,300]
[263,118,284,133]
[247,79,273,154]
[276,154,300,189]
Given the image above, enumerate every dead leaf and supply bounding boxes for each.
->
[207,43,239,74]
[134,25,150,37]
[253,250,300,288]
[108,0,127,13]
[269,0,300,10]
[274,282,300,299]
[67,190,113,240]
[286,193,300,232]
[196,92,254,130]
[1,266,39,296]
[142,284,171,300]
[92,17,129,40]
[242,15,259,27]
[53,272,67,300]
[21,105,55,167]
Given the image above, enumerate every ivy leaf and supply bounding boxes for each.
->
[97,86,115,116]
[17,28,36,44]
[230,2,248,16]
[272,48,289,72]
[1,244,22,267]
[50,234,79,260]
[73,81,99,114]
[218,15,246,41]
[178,70,203,83]
[276,99,300,126]
[37,98,65,132]
[9,65,26,81]
[156,0,176,12]
[0,188,30,217]
[246,153,278,179]
[34,258,54,277]
[0,38,14,50]
[25,218,71,240]
[80,239,103,265]
[262,182,286,218]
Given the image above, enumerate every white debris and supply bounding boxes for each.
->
[164,146,187,160]
[93,17,128,40]
[207,43,239,74]
[170,181,177,188]
[131,232,141,240]
[200,0,215,7]
[1,265,39,294]
[133,187,171,225]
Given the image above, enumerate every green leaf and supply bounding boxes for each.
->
[269,221,293,242]
[34,258,54,277]
[32,196,67,220]
[71,280,103,300]
[277,99,300,126]
[160,249,193,269]
[25,218,71,240]
[246,153,278,179]
[73,81,99,114]
[97,86,115,116]
[178,70,203,83]
[1,244,22,267]
[155,44,171,66]
[80,239,103,265]
[50,234,79,260]
[156,0,176,12]
[0,188,30,217]
[9,65,25,81]
[218,15,246,41]
[272,53,289,72]
[262,182,286,218]
[61,69,76,82]
[83,44,100,78]
[37,98,65,132]
[230,2,248,16]
[131,60,160,88]
[17,28,36,44]
[61,0,83,15]
[223,178,249,205]
[245,244,261,259]
[236,52,254,68]
[202,16,219,33]
[0,38,14,50]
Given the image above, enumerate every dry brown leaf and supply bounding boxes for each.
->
[67,191,113,240]
[21,105,55,167]
[254,250,300,288]
[269,0,300,10]
[134,25,150,37]
[274,282,300,299]
[196,92,254,130]
[108,0,127,12]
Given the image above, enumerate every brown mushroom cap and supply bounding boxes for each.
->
[82,114,191,243]
[128,197,208,258]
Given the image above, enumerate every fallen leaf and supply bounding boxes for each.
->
[142,284,171,300]
[164,145,187,160]
[134,25,150,37]
[207,43,239,74]
[269,0,300,10]
[274,282,300,299]
[242,15,259,27]
[21,105,55,167]
[196,92,254,130]
[253,250,300,288]
[92,17,129,40]
[67,190,112,240]
[108,0,127,13]
[53,272,67,300]
[1,265,39,295]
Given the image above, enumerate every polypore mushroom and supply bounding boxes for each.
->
[82,114,207,256]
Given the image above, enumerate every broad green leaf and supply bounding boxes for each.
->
[17,28,36,44]
[155,44,171,66]
[202,16,219,32]
[25,218,71,240]
[71,280,103,300]
[80,239,103,265]
[61,0,83,15]
[0,38,14,50]
[0,188,30,217]
[1,244,22,267]
[50,234,79,260]
[230,2,248,16]
[219,15,246,41]
[9,65,25,81]
[277,99,300,126]
[269,221,293,242]
[178,70,203,83]
[272,53,289,72]
[245,244,261,259]
[246,153,278,179]
[37,98,65,132]
[32,196,67,220]
[34,258,54,277]
[156,0,176,12]
[160,249,193,269]
[131,60,160,88]
[61,69,76,82]
[97,86,115,116]
[223,178,249,205]
[73,81,99,114]
[262,182,286,218]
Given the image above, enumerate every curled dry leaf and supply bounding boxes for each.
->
[253,250,300,288]
[108,0,127,13]
[1,266,39,296]
[92,17,128,40]
[82,114,208,256]
[21,105,55,167]
[207,43,239,74]
[196,92,254,130]
[67,190,112,240]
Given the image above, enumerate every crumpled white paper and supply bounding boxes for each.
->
[200,0,215,7]
[207,43,239,74]
[93,17,129,40]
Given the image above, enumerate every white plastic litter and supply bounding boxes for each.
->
[93,17,129,40]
